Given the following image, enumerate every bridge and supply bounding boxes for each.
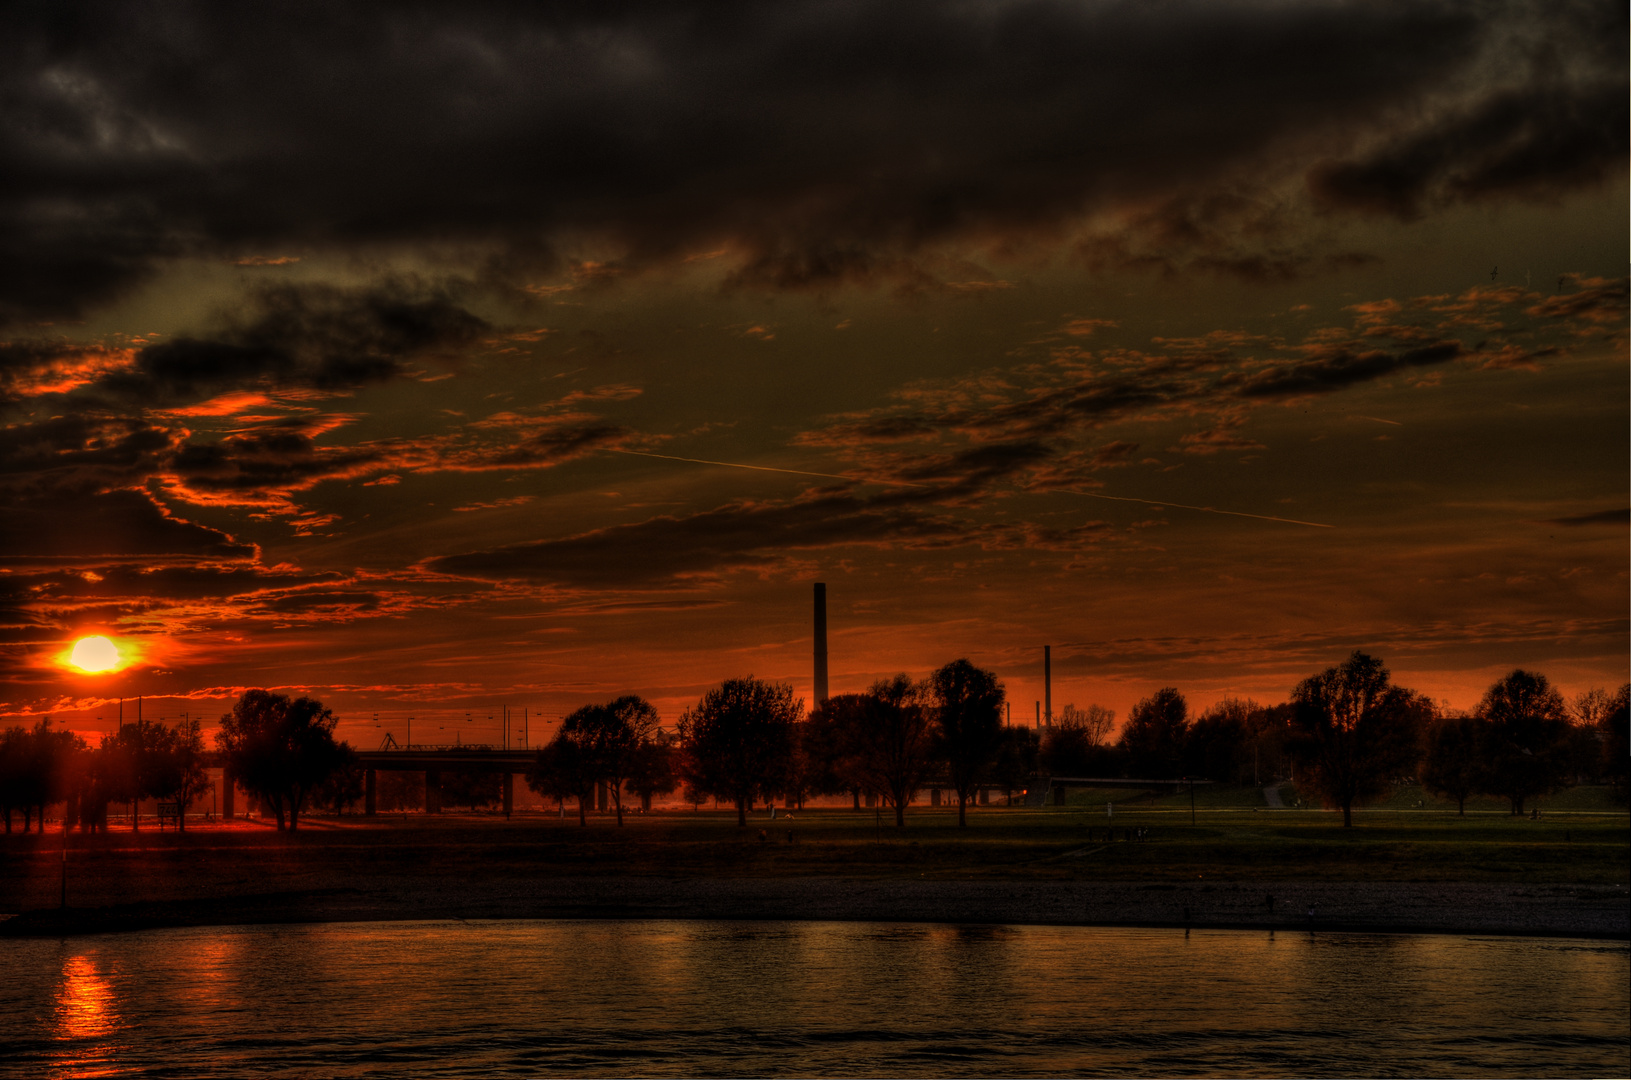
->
[356,744,534,816]
[213,743,538,819]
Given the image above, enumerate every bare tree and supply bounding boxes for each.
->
[1044,704,1116,778]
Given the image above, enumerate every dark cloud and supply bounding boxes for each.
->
[1540,507,1630,527]
[1230,340,1466,399]
[95,281,488,405]
[0,1,1618,322]
[474,422,628,469]
[426,490,976,587]
[0,414,177,486]
[790,283,1608,489]
[896,440,1056,489]
[1310,12,1628,218]
[0,488,253,559]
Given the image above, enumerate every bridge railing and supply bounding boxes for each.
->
[373,743,505,752]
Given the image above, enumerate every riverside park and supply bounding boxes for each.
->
[3,781,1625,940]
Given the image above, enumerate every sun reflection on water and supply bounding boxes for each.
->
[53,953,121,1078]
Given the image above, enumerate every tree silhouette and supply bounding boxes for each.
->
[100,719,173,831]
[1185,698,1254,783]
[563,695,661,825]
[214,689,346,831]
[1119,687,1190,779]
[0,721,83,832]
[148,718,211,831]
[527,730,596,824]
[804,693,870,803]
[1477,669,1571,815]
[1286,652,1427,827]
[1421,714,1483,815]
[677,676,799,826]
[1602,684,1630,803]
[624,732,678,812]
[316,743,365,813]
[441,768,500,812]
[844,675,935,828]
[1042,705,1116,778]
[993,725,1041,803]
[928,659,1005,826]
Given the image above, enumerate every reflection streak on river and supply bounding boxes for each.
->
[2,921,1626,1077]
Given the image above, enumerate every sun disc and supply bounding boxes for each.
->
[70,636,120,673]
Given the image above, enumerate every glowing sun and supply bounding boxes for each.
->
[70,636,121,673]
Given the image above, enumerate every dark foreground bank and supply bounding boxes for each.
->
[5,876,1627,939]
[3,810,1625,938]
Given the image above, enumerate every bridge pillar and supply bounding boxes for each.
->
[502,772,513,819]
[222,769,236,819]
[979,788,990,805]
[425,770,442,814]
[1053,784,1066,806]
[365,769,377,815]
[930,788,941,807]
[864,792,876,808]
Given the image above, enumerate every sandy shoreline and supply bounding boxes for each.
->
[4,876,1627,940]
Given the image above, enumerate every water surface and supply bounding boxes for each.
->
[2,920,1625,1077]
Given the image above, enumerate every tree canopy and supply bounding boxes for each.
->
[1286,652,1427,827]
[1119,687,1190,779]
[843,675,936,827]
[215,689,347,831]
[678,676,800,826]
[928,659,1005,826]
[1477,669,1571,815]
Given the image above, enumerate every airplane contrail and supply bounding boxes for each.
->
[1351,414,1402,426]
[609,448,1334,528]
[1051,488,1333,529]
[608,448,925,487]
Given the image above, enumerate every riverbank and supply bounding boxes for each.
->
[3,875,1628,939]
[3,807,1625,938]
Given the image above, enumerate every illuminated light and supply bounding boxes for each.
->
[70,636,120,673]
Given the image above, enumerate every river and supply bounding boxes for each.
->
[2,920,1625,1077]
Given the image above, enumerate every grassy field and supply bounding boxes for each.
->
[3,785,1623,915]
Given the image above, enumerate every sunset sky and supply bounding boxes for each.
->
[2,1,1625,749]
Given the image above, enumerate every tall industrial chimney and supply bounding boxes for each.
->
[1044,645,1052,726]
[813,582,829,704]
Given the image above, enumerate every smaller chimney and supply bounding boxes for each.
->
[813,582,829,704]
[1044,645,1052,726]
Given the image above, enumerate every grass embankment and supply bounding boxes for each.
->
[1,785,1624,917]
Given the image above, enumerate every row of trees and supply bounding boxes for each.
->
[0,689,358,833]
[529,660,1012,828]
[527,654,1628,830]
[0,717,212,833]
[1033,660,1627,825]
[1420,674,1629,816]
[4,659,1625,833]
